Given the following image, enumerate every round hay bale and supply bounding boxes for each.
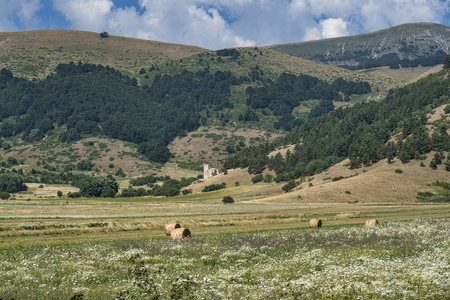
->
[170,228,191,240]
[165,222,181,236]
[309,218,322,228]
[365,219,379,228]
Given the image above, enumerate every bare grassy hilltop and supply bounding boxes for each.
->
[0,30,205,78]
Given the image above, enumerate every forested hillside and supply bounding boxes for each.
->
[0,63,239,163]
[225,67,450,177]
[0,62,372,165]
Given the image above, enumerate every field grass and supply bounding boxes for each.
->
[0,218,448,299]
[1,187,448,248]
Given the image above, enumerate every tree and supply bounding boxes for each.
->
[444,56,450,70]
[222,196,235,204]
[77,160,94,171]
[78,175,119,198]
[445,157,450,172]
[138,141,171,163]
[100,32,110,38]
[0,173,27,193]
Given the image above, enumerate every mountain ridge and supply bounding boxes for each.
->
[268,22,450,69]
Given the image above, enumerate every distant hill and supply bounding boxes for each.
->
[268,23,450,70]
[0,30,205,78]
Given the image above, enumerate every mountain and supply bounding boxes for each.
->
[268,23,450,70]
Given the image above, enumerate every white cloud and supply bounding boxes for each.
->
[320,18,349,39]
[52,0,113,31]
[47,0,450,49]
[0,0,41,31]
[106,0,255,49]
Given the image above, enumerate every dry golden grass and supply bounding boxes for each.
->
[250,154,450,204]
[16,183,79,199]
[0,30,205,78]
[428,104,449,123]
[359,65,444,83]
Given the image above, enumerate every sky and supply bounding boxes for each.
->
[1,0,449,50]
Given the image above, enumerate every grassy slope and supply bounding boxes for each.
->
[0,30,206,78]
[359,64,444,82]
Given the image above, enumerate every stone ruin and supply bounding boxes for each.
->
[203,164,219,179]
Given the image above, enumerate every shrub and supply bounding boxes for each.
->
[282,180,297,193]
[57,191,63,197]
[251,174,264,184]
[222,196,235,204]
[202,183,226,192]
[0,191,10,200]
[264,174,274,183]
[7,156,18,166]
[395,169,403,173]
[67,192,82,198]
[77,160,94,171]
[417,191,434,200]
[332,176,344,181]
[182,189,192,195]
[115,168,126,177]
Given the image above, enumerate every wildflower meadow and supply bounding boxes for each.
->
[0,218,449,299]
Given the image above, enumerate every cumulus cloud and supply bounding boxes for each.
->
[320,18,349,39]
[44,0,450,49]
[0,0,41,31]
[52,0,113,31]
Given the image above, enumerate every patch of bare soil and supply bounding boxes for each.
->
[427,104,448,123]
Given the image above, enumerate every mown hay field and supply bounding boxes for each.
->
[0,217,448,299]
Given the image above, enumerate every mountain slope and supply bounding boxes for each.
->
[0,30,205,78]
[268,23,450,70]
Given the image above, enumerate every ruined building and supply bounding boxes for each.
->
[203,164,219,179]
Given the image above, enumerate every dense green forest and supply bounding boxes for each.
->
[245,73,371,130]
[0,63,238,163]
[225,68,450,177]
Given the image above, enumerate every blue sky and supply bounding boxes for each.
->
[1,0,449,50]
